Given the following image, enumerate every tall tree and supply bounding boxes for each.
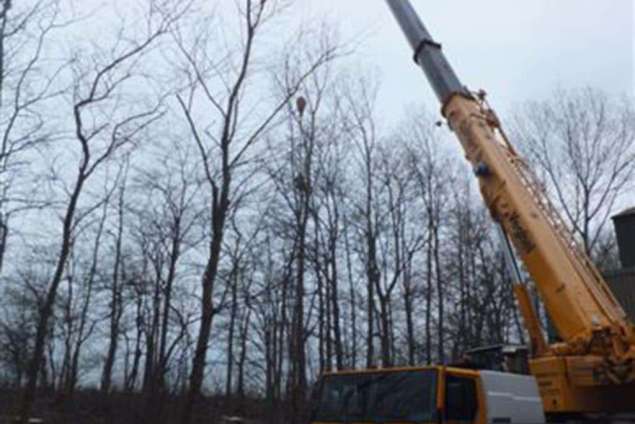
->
[17,4,178,418]
[405,112,455,364]
[0,0,66,275]
[513,88,635,256]
[173,1,338,421]
[342,76,381,368]
[100,164,129,394]
[133,141,204,422]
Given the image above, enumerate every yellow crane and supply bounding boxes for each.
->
[310,1,635,422]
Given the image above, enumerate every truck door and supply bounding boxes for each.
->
[444,374,479,424]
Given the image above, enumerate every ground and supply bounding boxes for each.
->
[0,389,269,424]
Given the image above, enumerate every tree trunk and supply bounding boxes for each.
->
[18,174,86,423]
[425,213,433,364]
[329,257,343,370]
[126,294,144,392]
[225,279,238,397]
[434,225,445,364]
[290,201,308,424]
[344,221,357,369]
[101,186,126,393]
[403,279,415,366]
[378,295,392,366]
[236,308,250,400]
[181,191,228,424]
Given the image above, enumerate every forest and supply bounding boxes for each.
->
[0,0,634,423]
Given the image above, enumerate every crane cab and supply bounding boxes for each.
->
[310,366,544,424]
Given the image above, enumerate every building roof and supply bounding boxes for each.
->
[613,207,635,219]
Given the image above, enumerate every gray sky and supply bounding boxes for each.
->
[82,0,634,124]
[299,0,634,124]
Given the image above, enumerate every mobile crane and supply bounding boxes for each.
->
[310,1,635,423]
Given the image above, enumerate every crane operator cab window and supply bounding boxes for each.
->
[310,368,482,424]
[310,369,439,423]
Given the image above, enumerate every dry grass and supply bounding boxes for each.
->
[0,390,272,424]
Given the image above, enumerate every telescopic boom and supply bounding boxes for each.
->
[385,0,469,103]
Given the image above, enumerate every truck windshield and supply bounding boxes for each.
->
[311,369,438,423]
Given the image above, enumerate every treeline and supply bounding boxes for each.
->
[0,1,633,423]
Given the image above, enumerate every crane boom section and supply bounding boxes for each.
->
[443,95,635,355]
[385,0,635,363]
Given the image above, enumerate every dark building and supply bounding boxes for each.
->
[613,207,635,269]
[604,207,635,321]
[605,268,635,322]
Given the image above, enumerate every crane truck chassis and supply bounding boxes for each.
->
[309,1,635,423]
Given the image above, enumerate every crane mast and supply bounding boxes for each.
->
[385,0,635,414]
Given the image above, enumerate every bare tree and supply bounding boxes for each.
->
[0,0,67,275]
[305,76,357,374]
[249,227,294,424]
[100,165,129,394]
[173,2,338,421]
[374,143,424,367]
[17,4,179,418]
[0,280,40,387]
[405,112,456,364]
[0,5,620,422]
[58,188,111,397]
[341,75,381,369]
[122,141,206,420]
[512,87,635,255]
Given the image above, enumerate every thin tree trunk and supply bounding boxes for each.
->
[329,256,343,370]
[378,295,391,366]
[404,278,415,366]
[434,224,445,364]
[290,201,308,424]
[157,225,181,391]
[316,252,325,373]
[236,308,250,400]
[126,292,144,392]
[344,221,357,369]
[182,194,228,423]
[19,173,86,422]
[225,278,238,397]
[101,183,126,393]
[66,205,105,396]
[425,212,433,364]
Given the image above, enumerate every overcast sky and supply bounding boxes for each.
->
[82,0,633,124]
[296,0,634,124]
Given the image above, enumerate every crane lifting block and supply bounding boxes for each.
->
[530,356,635,413]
